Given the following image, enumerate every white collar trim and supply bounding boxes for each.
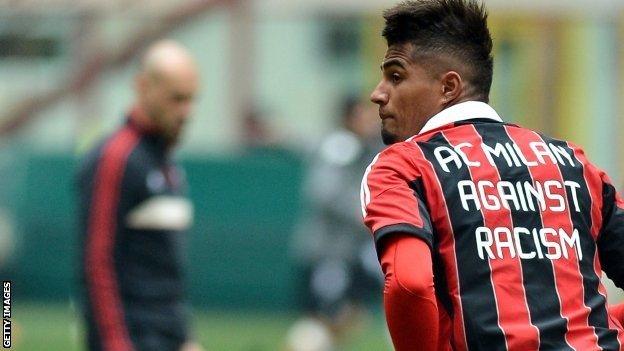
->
[418,101,503,135]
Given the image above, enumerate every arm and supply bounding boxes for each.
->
[597,176,624,288]
[82,130,141,351]
[361,145,439,350]
[306,153,365,228]
[380,234,438,351]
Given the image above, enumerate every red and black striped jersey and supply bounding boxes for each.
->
[361,102,624,351]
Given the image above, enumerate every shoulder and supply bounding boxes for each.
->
[532,129,592,167]
[363,142,423,188]
[366,141,422,172]
[100,127,142,161]
[79,126,141,164]
[81,127,144,177]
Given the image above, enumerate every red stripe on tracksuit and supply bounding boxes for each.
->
[507,127,600,350]
[410,141,468,351]
[443,126,539,351]
[85,127,139,351]
[570,143,624,349]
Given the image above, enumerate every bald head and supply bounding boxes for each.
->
[135,40,199,145]
[140,40,197,82]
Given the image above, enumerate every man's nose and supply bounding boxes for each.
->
[370,83,388,105]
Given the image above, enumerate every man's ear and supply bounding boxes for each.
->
[440,71,463,103]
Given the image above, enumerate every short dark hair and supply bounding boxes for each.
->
[382,0,494,101]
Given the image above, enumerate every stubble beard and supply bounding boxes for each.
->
[381,128,399,145]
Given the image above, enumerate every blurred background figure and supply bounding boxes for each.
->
[241,107,279,152]
[286,96,384,351]
[76,40,203,351]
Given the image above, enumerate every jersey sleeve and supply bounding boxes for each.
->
[597,172,624,288]
[360,144,433,250]
[81,129,141,351]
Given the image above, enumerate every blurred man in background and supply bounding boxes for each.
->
[362,1,624,350]
[76,40,203,351]
[286,96,384,351]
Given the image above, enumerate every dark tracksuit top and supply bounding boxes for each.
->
[77,116,193,351]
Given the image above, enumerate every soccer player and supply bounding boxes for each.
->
[361,1,624,350]
[286,96,383,351]
[76,40,203,351]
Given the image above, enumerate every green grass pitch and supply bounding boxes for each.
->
[11,302,391,350]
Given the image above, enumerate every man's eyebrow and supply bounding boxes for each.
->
[381,58,406,71]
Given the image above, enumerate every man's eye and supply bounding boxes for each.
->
[391,73,402,83]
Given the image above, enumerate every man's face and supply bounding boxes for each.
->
[370,43,445,144]
[140,68,198,144]
[347,103,380,140]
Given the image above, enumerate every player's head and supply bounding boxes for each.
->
[135,40,199,144]
[340,95,379,139]
[370,0,493,144]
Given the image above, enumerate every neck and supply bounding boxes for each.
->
[130,105,159,134]
[443,93,487,110]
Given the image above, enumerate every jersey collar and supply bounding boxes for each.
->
[127,106,173,153]
[418,101,503,135]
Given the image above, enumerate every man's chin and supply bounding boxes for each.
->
[163,130,182,146]
[381,129,399,145]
